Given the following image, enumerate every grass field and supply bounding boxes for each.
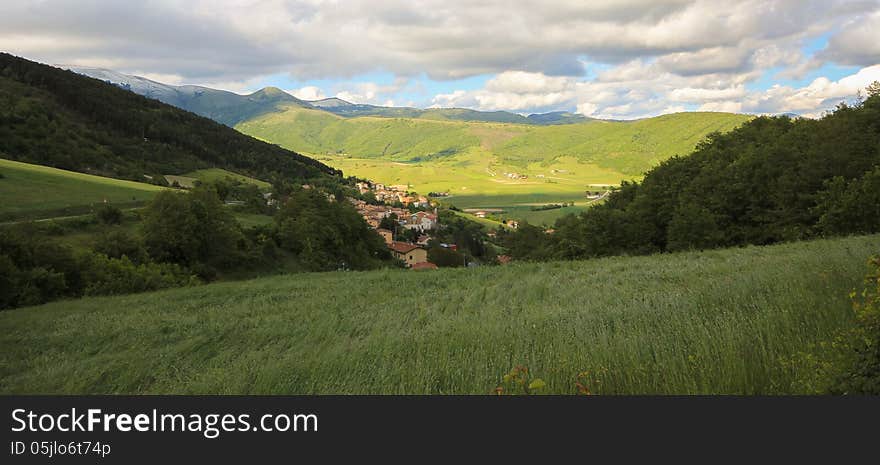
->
[0,158,163,221]
[237,107,750,223]
[184,168,272,190]
[2,234,877,395]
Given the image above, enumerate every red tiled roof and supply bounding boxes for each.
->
[411,262,438,270]
[389,241,420,253]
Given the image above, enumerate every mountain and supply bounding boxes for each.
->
[67,67,312,126]
[526,111,592,125]
[0,53,338,183]
[68,67,607,126]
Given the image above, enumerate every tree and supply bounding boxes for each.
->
[379,213,398,231]
[866,81,880,98]
[274,188,391,271]
[142,187,246,274]
[428,246,465,267]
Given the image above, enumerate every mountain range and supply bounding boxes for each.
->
[68,66,592,127]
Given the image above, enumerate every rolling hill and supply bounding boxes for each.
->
[0,53,337,185]
[0,158,164,222]
[235,105,751,216]
[1,234,875,394]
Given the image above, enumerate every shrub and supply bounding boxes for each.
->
[830,257,880,394]
[78,253,197,297]
[95,203,123,225]
[93,229,148,264]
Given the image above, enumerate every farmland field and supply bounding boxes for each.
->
[0,158,163,221]
[2,234,877,395]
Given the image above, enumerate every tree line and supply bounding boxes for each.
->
[502,84,880,260]
[1,184,393,310]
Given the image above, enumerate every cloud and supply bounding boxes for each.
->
[431,71,578,113]
[738,64,880,117]
[290,86,326,101]
[1,0,876,83]
[0,0,877,118]
[820,10,880,66]
[429,63,880,119]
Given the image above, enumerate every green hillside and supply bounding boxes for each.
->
[0,53,337,185]
[0,158,163,221]
[1,234,876,394]
[183,168,272,190]
[236,105,751,220]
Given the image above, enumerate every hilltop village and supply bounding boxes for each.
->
[351,182,444,270]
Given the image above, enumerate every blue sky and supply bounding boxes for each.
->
[2,0,878,119]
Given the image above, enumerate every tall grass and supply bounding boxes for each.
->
[1,235,877,394]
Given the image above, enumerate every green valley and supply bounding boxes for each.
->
[236,105,751,223]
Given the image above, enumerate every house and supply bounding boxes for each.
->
[388,241,428,267]
[376,228,394,245]
[416,234,431,247]
[411,262,438,271]
[405,211,438,231]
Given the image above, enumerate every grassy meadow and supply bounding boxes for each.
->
[184,168,272,190]
[237,107,750,223]
[2,234,877,395]
[0,158,163,221]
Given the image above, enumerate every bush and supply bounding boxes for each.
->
[93,229,148,264]
[95,204,123,225]
[830,257,880,394]
[78,253,197,296]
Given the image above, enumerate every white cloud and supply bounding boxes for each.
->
[820,10,880,66]
[290,86,326,101]
[0,0,876,82]
[1,0,878,118]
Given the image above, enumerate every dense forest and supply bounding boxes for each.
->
[504,84,880,260]
[0,53,338,184]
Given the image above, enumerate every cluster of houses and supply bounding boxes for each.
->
[349,199,438,232]
[355,182,431,208]
[349,187,442,270]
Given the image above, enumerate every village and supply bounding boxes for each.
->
[350,181,446,270]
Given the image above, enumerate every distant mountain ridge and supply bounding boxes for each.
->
[69,67,595,126]
[65,66,312,126]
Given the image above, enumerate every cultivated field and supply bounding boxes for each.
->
[0,158,163,221]
[2,234,877,394]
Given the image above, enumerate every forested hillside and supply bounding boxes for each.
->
[505,85,880,260]
[0,53,337,184]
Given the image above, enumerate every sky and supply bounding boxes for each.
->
[1,0,879,119]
